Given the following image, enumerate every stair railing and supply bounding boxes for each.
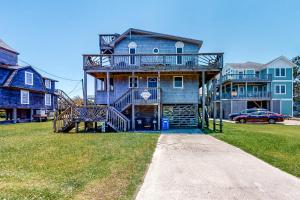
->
[107,106,130,132]
[113,88,133,111]
[53,106,73,132]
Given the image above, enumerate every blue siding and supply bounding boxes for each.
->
[0,68,11,85]
[0,88,56,110]
[281,100,293,116]
[10,68,46,92]
[268,68,293,81]
[114,35,200,54]
[0,49,18,66]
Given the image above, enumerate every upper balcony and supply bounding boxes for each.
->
[83,53,223,72]
[223,73,272,83]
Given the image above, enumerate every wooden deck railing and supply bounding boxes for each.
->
[221,91,272,99]
[73,105,107,122]
[223,74,272,82]
[83,53,223,71]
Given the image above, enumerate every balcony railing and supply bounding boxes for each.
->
[223,74,272,82]
[83,53,223,71]
[221,91,271,99]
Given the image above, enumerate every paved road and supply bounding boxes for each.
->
[136,135,300,200]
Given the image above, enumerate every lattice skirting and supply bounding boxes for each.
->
[163,104,198,128]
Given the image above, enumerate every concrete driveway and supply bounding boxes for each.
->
[136,134,300,200]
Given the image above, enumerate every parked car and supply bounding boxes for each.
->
[228,108,268,120]
[233,111,284,124]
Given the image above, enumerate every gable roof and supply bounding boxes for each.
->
[226,62,264,71]
[110,28,203,48]
[263,56,297,68]
[0,39,19,54]
[226,56,297,71]
[1,65,56,88]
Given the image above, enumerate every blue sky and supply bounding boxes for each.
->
[1,0,299,97]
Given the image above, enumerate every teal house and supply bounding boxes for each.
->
[221,56,295,118]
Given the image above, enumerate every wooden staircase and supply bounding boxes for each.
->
[53,89,131,133]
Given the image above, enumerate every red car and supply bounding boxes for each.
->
[233,111,284,124]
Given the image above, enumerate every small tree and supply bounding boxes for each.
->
[72,96,84,106]
[292,56,300,113]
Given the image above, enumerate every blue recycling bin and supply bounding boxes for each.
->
[161,118,169,130]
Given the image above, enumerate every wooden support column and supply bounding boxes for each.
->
[75,122,79,133]
[213,79,216,131]
[131,72,135,130]
[157,71,161,130]
[219,74,223,132]
[83,71,88,106]
[13,108,17,124]
[202,71,205,129]
[106,72,110,106]
[245,82,248,98]
[230,82,233,98]
[30,109,33,122]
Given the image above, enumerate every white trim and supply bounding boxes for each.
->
[128,42,137,48]
[274,84,286,94]
[147,76,158,88]
[45,93,51,106]
[272,98,293,100]
[175,41,184,48]
[129,76,138,88]
[272,80,292,82]
[153,48,159,54]
[176,43,184,65]
[25,71,33,85]
[128,47,136,65]
[96,78,105,91]
[173,76,184,88]
[20,90,29,105]
[45,79,51,89]
[274,68,286,77]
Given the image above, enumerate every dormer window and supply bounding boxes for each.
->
[128,42,137,65]
[45,79,51,89]
[175,41,184,65]
[25,71,33,85]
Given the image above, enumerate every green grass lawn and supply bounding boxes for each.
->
[0,122,159,200]
[214,122,300,177]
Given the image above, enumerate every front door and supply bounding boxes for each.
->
[147,77,158,100]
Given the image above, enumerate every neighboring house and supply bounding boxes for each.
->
[54,28,224,133]
[0,39,58,123]
[220,56,295,118]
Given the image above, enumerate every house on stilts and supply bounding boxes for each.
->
[54,28,224,132]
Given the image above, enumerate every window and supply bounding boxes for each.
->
[45,94,51,106]
[129,76,138,88]
[97,78,105,91]
[153,48,159,54]
[275,84,286,94]
[173,76,183,88]
[175,41,184,65]
[45,79,51,89]
[109,78,114,91]
[238,86,244,95]
[128,42,137,65]
[21,90,29,104]
[147,77,157,88]
[253,86,258,94]
[275,68,286,77]
[25,71,33,85]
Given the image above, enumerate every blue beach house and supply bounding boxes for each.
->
[0,39,58,123]
[221,56,295,118]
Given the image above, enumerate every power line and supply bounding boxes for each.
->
[67,80,83,95]
[18,58,82,82]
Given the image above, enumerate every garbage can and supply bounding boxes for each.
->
[161,118,169,130]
